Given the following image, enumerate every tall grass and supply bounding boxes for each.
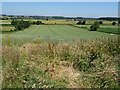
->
[2,37,120,88]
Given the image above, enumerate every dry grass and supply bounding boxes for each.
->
[1,26,15,31]
[2,37,120,88]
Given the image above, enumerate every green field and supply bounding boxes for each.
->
[75,24,119,34]
[2,25,116,41]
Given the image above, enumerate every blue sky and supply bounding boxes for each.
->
[2,2,118,17]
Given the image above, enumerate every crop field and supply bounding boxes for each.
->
[1,26,15,32]
[0,24,15,32]
[3,25,116,39]
[0,20,11,24]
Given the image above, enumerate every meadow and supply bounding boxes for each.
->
[1,19,120,88]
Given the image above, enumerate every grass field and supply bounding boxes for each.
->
[4,25,116,39]
[75,24,119,34]
[2,25,117,46]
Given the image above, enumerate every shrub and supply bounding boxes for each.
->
[99,21,103,24]
[90,21,100,31]
[118,21,120,24]
[112,22,116,25]
[77,21,86,25]
[35,21,44,25]
[32,21,36,24]
[10,30,13,32]
[77,21,82,25]
[82,20,86,25]
[36,21,42,25]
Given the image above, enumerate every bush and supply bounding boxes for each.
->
[90,21,100,31]
[77,21,86,25]
[82,20,86,25]
[36,21,42,25]
[99,21,103,24]
[10,30,13,32]
[32,21,36,24]
[77,21,82,25]
[118,21,120,24]
[112,22,116,25]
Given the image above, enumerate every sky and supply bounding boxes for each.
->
[2,2,118,18]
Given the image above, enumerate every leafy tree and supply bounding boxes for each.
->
[82,20,86,25]
[90,21,100,31]
[99,21,103,24]
[32,21,36,24]
[112,22,116,25]
[11,19,31,31]
[77,21,82,25]
[36,21,42,25]
[74,19,77,21]
[118,21,120,24]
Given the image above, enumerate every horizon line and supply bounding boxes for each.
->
[0,14,118,18]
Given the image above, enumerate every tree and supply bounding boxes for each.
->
[82,20,86,25]
[77,21,82,25]
[90,21,100,31]
[11,19,31,31]
[74,19,77,21]
[32,21,36,24]
[112,22,116,25]
[46,18,49,21]
[36,21,42,25]
[118,21,120,24]
[99,21,103,24]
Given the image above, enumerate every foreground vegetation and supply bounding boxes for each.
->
[2,36,120,88]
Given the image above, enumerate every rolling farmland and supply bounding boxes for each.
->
[1,20,119,88]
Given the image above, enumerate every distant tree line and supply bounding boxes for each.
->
[11,19,31,31]
[98,17,119,21]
